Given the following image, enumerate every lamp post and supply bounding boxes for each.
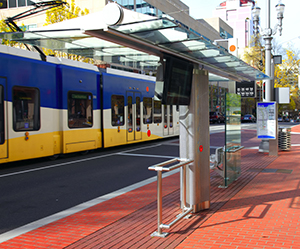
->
[252,0,285,155]
[252,0,285,101]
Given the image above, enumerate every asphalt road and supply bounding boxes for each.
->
[0,139,179,234]
[0,122,298,235]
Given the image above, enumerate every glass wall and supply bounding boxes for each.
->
[224,93,242,187]
[209,84,228,114]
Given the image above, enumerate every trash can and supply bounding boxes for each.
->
[278,127,291,150]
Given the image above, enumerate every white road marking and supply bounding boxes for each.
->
[0,143,163,179]
[117,152,177,159]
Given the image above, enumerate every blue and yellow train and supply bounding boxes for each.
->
[0,45,179,164]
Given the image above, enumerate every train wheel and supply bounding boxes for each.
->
[80,150,89,155]
[49,154,59,160]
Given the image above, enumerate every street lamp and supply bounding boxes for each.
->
[252,0,285,155]
[252,0,285,101]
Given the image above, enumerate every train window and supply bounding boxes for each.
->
[154,100,162,123]
[13,86,40,131]
[68,91,93,128]
[170,105,173,128]
[136,96,141,131]
[127,96,133,132]
[143,97,152,124]
[164,105,168,128]
[111,95,124,126]
[0,85,4,144]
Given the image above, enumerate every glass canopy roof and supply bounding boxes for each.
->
[0,16,268,82]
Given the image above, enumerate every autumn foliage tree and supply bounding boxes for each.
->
[43,0,92,62]
[243,35,300,118]
[45,0,89,25]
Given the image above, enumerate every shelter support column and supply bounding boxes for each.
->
[180,67,210,213]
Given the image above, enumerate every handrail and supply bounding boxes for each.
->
[148,158,194,238]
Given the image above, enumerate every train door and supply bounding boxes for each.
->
[163,105,174,136]
[127,91,142,142]
[0,77,7,159]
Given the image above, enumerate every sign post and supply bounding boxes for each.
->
[257,102,278,155]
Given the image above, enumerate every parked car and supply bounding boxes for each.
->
[209,112,225,124]
[278,117,283,122]
[241,114,256,123]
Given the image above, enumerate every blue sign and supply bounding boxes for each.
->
[257,102,276,139]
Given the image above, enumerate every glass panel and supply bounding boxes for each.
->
[111,95,124,126]
[0,0,7,8]
[18,0,25,7]
[224,92,242,187]
[154,100,162,123]
[143,97,152,124]
[127,96,133,132]
[136,96,141,131]
[13,86,40,131]
[8,0,16,7]
[113,18,177,34]
[0,85,4,144]
[26,0,34,5]
[68,91,93,128]
[0,18,270,82]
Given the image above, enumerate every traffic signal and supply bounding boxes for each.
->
[262,81,266,100]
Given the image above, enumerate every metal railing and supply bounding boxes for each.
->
[148,158,194,238]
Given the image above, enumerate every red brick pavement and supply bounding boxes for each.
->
[177,144,300,247]
[1,126,300,248]
[291,124,300,133]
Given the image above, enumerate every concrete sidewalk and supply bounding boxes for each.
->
[1,126,300,248]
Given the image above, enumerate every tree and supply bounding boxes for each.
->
[243,36,300,117]
[45,0,89,25]
[0,19,27,47]
[274,49,299,88]
[243,34,265,73]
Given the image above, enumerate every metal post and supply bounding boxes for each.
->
[264,0,272,101]
[264,36,272,102]
[182,165,187,208]
[152,170,168,237]
[180,67,210,213]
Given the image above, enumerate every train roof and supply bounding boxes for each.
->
[0,45,99,72]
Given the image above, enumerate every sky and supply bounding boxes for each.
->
[180,0,300,51]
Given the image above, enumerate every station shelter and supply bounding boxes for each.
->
[1,2,268,226]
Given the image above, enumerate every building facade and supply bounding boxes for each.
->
[213,0,255,52]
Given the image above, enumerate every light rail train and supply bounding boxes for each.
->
[0,45,179,164]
